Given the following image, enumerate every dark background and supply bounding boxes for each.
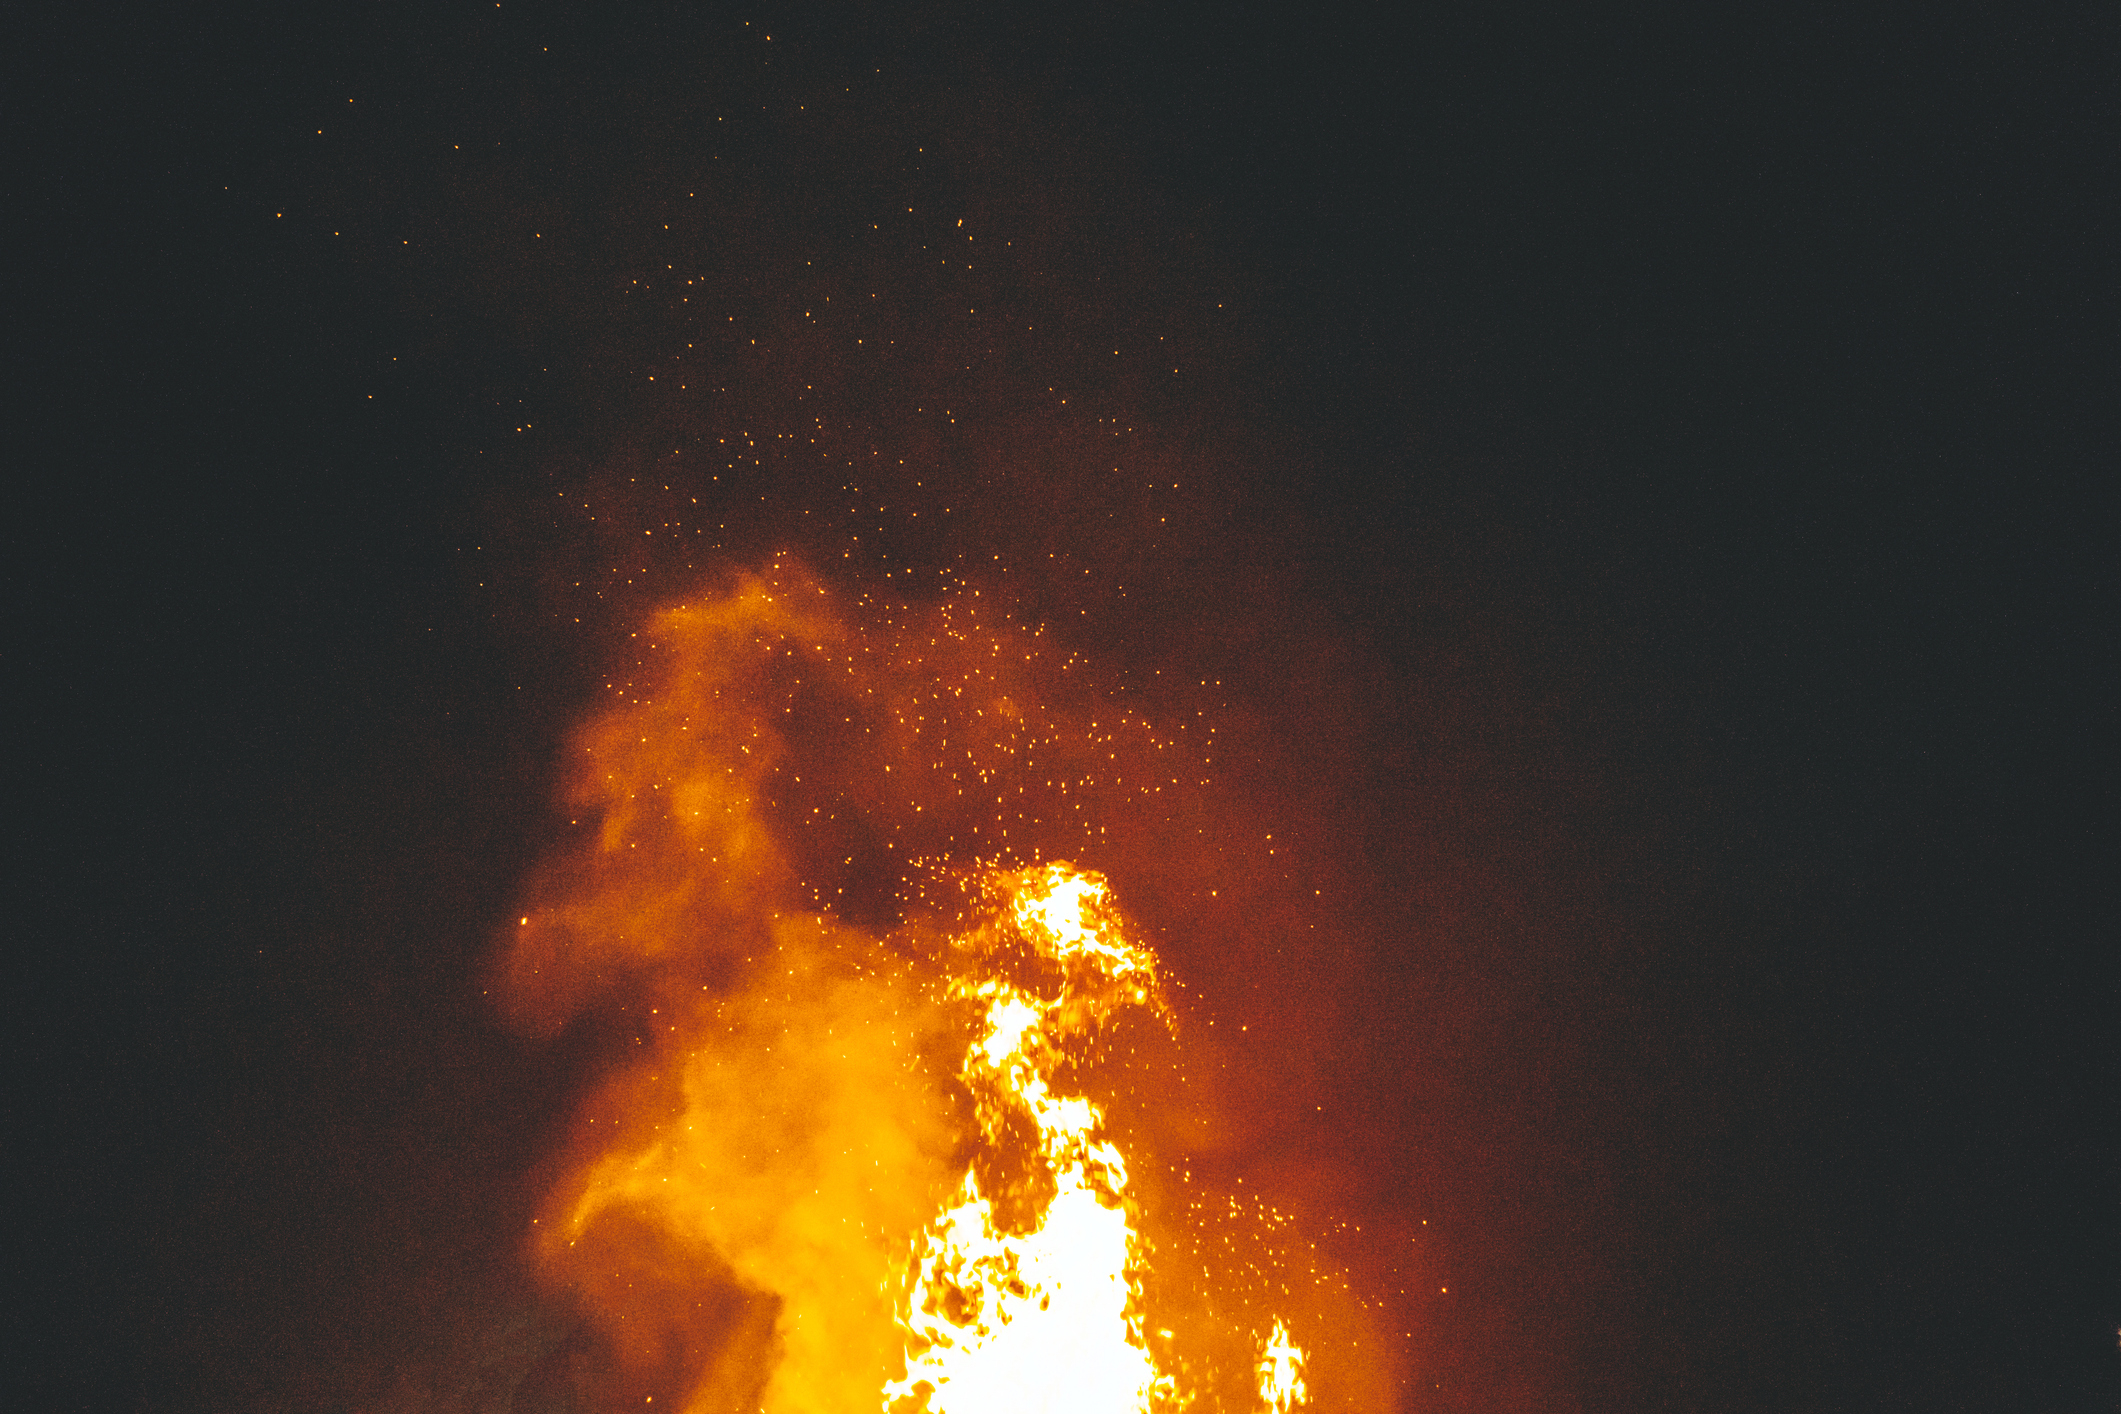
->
[12,2,2114,1410]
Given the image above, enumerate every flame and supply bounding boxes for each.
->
[501,565,1327,1412]
[1257,1320,1308,1413]
[884,863,1180,1414]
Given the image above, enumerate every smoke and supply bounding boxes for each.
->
[544,924,957,1412]
[499,565,940,1409]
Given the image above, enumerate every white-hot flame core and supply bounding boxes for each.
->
[883,865,1304,1414]
[1257,1320,1308,1413]
[887,1147,1154,1413]
[976,993,1044,1070]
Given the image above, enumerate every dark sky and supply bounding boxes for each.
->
[14,3,2114,1411]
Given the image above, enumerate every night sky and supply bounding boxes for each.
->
[15,3,2115,1411]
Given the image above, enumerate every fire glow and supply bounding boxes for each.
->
[501,563,1337,1412]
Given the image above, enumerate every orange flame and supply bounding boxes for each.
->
[1258,1320,1308,1413]
[885,863,1181,1414]
[501,563,1329,1412]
